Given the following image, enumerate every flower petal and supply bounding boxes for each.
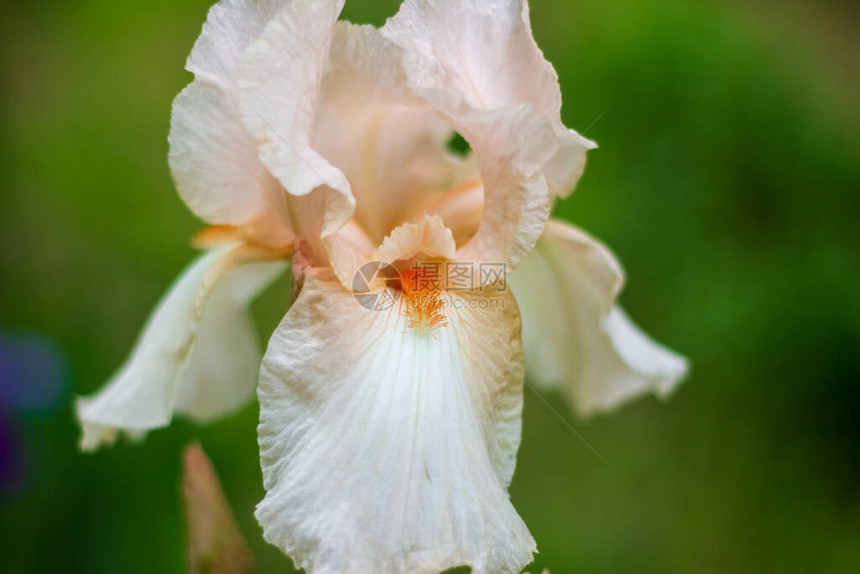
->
[322,219,378,290]
[426,176,484,247]
[384,0,560,115]
[315,23,463,243]
[384,1,595,259]
[377,214,456,263]
[169,0,293,244]
[508,220,688,416]
[257,270,534,573]
[186,0,286,87]
[384,0,593,270]
[238,0,354,239]
[76,245,286,451]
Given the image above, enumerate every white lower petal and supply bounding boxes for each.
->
[257,270,534,574]
[508,220,688,416]
[76,245,286,451]
[595,306,690,407]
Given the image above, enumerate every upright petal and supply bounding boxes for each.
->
[186,0,287,86]
[508,220,688,416]
[384,0,561,115]
[315,23,463,243]
[76,244,287,451]
[451,107,555,272]
[238,0,354,240]
[383,0,595,269]
[257,270,534,573]
[390,0,598,183]
[169,0,293,245]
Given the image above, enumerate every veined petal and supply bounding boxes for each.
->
[170,83,292,245]
[508,220,688,416]
[315,23,463,243]
[186,0,287,87]
[76,244,287,451]
[384,0,594,233]
[238,0,354,239]
[384,0,561,115]
[384,0,590,270]
[169,0,293,244]
[257,270,534,574]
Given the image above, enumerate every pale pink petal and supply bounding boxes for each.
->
[169,0,293,244]
[450,107,556,273]
[186,0,286,87]
[383,1,595,259]
[315,23,463,243]
[508,220,688,416]
[257,270,534,573]
[322,219,377,289]
[425,177,484,247]
[238,0,355,239]
[383,0,596,270]
[384,0,561,114]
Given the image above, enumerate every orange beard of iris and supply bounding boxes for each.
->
[399,267,449,333]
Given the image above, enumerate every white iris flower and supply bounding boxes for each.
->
[77,1,688,572]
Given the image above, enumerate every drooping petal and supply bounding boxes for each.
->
[508,220,688,416]
[76,245,287,451]
[238,0,355,240]
[169,0,293,245]
[315,23,463,243]
[257,269,534,574]
[600,306,691,405]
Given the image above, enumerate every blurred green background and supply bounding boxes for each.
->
[1,0,858,572]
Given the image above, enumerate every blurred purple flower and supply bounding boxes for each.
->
[0,417,23,493]
[0,332,66,412]
[0,331,66,494]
